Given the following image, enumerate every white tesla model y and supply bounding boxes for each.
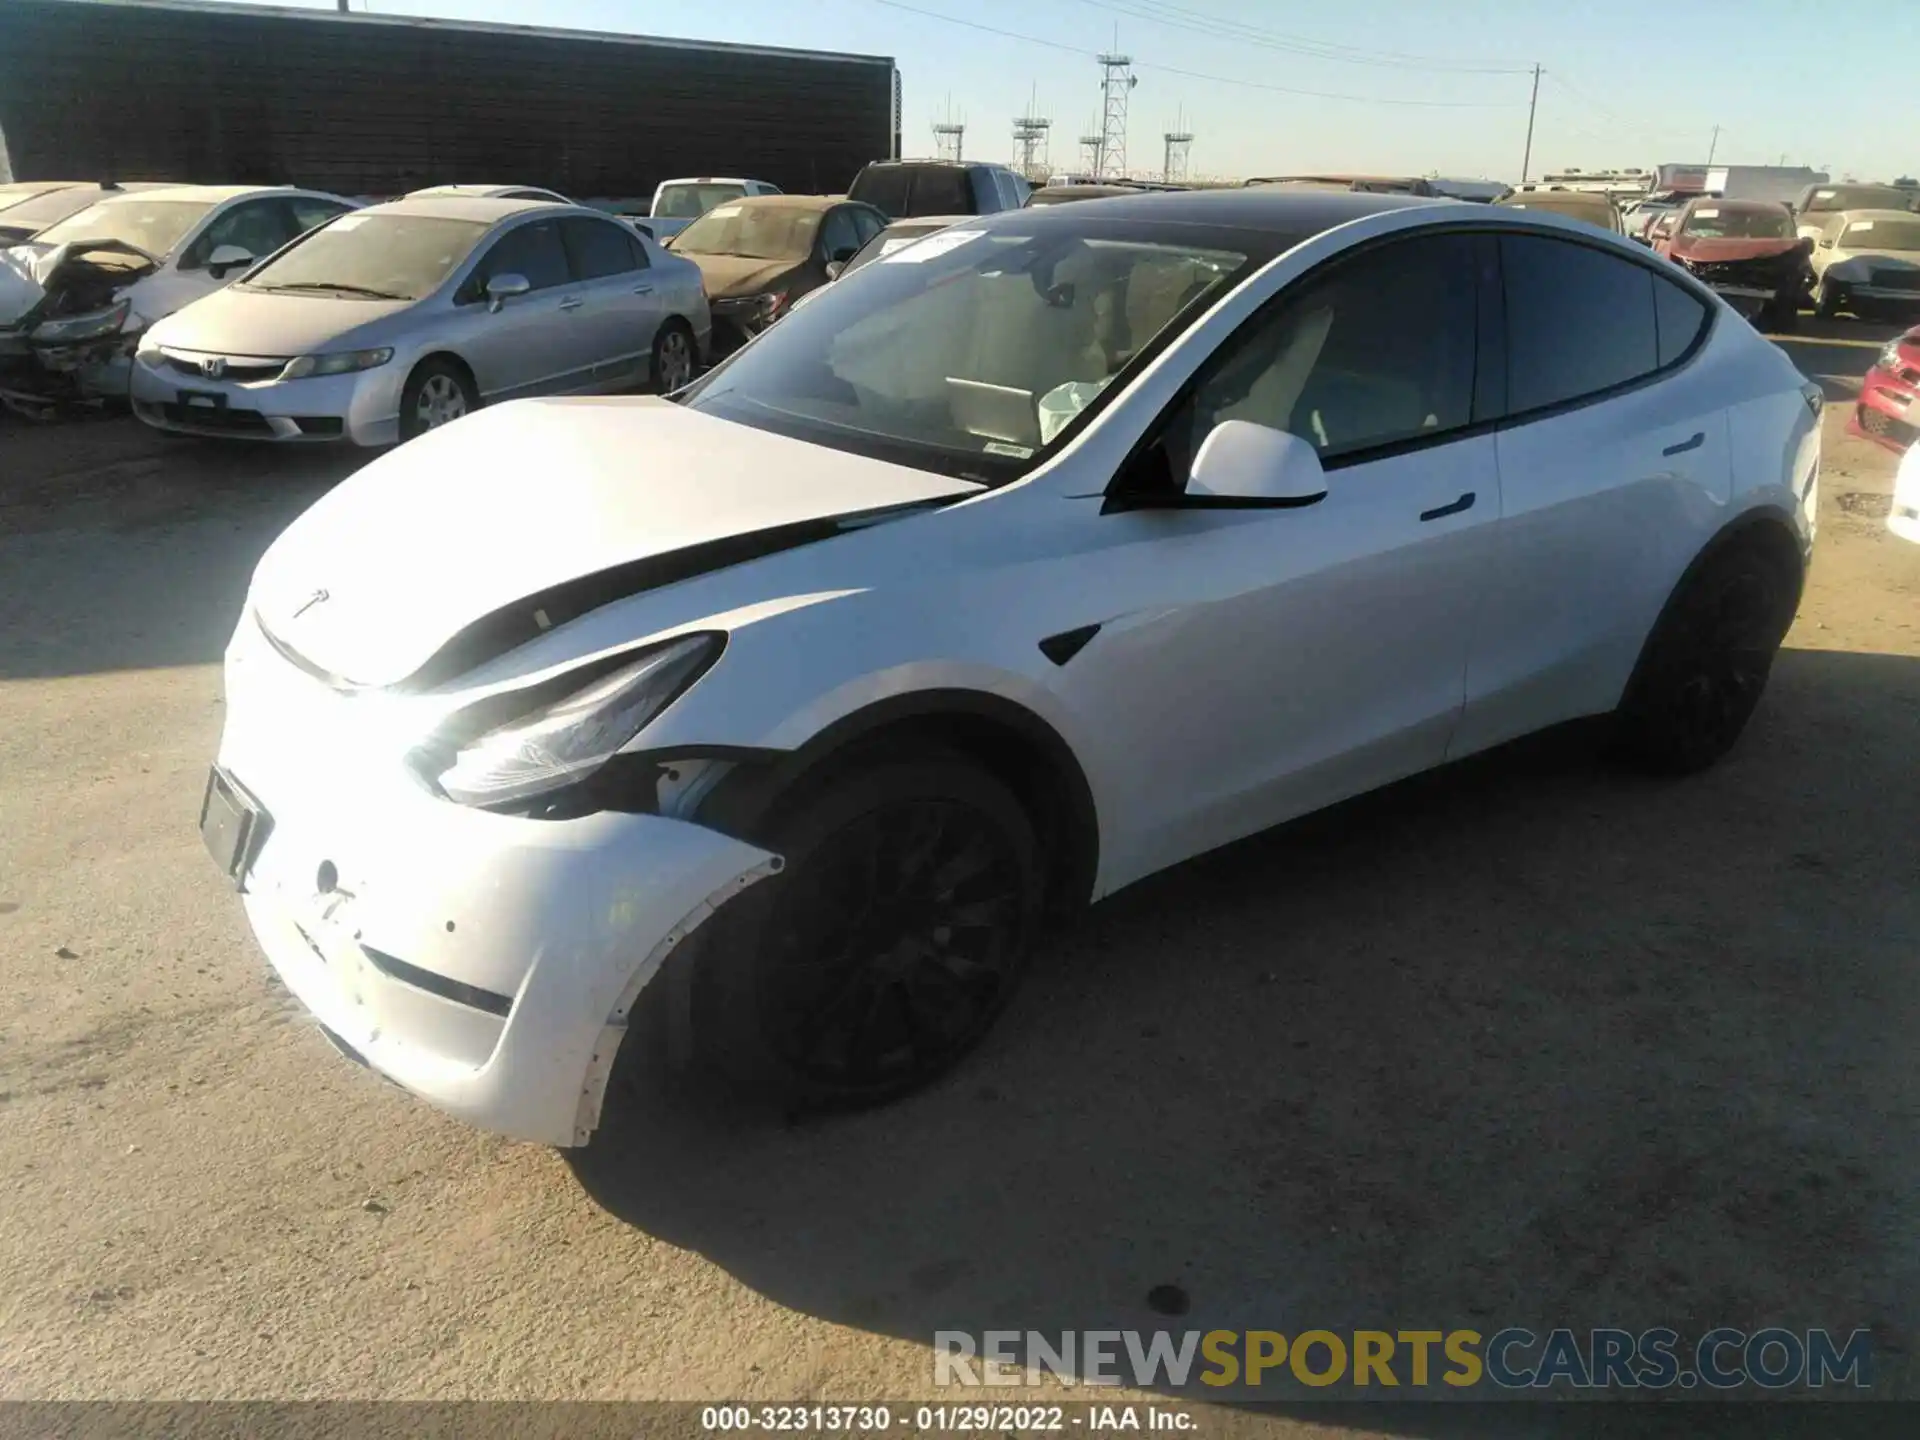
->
[204,189,1822,1145]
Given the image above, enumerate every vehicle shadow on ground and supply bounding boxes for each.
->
[0,416,367,680]
[573,646,1920,1422]
[1772,317,1902,404]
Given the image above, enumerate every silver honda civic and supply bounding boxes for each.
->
[130,196,710,445]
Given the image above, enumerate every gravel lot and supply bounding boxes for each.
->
[1,324,1916,1429]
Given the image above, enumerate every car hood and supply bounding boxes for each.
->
[1832,247,1920,270]
[1668,235,1803,263]
[682,254,806,298]
[250,397,984,689]
[149,285,415,357]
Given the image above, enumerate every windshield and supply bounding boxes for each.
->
[1681,206,1792,240]
[1804,186,1913,213]
[1846,220,1920,252]
[679,220,1259,483]
[655,183,746,220]
[243,213,489,300]
[674,204,821,260]
[33,198,212,256]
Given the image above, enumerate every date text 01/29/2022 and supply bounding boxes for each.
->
[699,1404,1194,1431]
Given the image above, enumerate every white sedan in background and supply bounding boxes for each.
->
[204,190,1820,1147]
[132,197,709,445]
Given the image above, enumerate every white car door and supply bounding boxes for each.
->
[1452,233,1731,757]
[1057,231,1502,883]
[558,214,663,388]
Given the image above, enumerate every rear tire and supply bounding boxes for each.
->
[648,319,696,395]
[1613,543,1796,775]
[399,357,477,441]
[674,750,1044,1112]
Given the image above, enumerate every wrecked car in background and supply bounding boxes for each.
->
[1852,323,1920,455]
[1811,210,1920,322]
[1654,198,1810,330]
[0,184,355,409]
[0,181,175,245]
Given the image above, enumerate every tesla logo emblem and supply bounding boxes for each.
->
[292,588,330,618]
[200,357,227,379]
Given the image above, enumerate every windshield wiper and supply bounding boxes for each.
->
[255,281,409,300]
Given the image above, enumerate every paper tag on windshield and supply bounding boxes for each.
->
[1693,207,1720,219]
[876,236,919,257]
[1816,190,1836,199]
[983,440,1033,458]
[882,228,986,263]
[1851,220,1875,232]
[331,215,368,230]
[710,205,742,218]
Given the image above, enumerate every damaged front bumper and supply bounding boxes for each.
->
[1675,255,1812,319]
[213,611,779,1146]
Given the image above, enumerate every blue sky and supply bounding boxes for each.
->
[235,0,1915,183]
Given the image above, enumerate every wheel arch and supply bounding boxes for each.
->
[1620,504,1806,709]
[690,689,1102,917]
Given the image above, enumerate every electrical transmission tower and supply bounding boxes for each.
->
[1012,86,1051,183]
[1095,52,1137,179]
[1162,129,1193,184]
[1078,130,1103,178]
[932,121,966,163]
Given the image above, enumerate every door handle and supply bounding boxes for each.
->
[1662,431,1706,457]
[631,283,654,295]
[558,297,583,311]
[1419,491,1476,522]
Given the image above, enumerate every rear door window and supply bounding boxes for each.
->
[560,216,641,279]
[1501,234,1660,415]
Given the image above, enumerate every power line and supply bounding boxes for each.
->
[1056,0,1533,74]
[864,0,1529,107]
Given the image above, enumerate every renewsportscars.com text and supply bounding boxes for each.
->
[934,1327,1872,1391]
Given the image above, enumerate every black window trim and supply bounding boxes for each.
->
[560,212,644,281]
[1491,225,1717,434]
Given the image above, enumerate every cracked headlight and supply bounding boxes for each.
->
[433,633,721,808]
[32,298,131,344]
[281,347,394,380]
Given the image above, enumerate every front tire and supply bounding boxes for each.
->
[399,357,477,441]
[683,751,1044,1111]
[1614,543,1797,775]
[1815,279,1844,320]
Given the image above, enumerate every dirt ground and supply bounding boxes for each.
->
[0,323,1916,1433]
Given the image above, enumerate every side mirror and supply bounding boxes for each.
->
[207,244,255,278]
[486,272,531,311]
[1187,421,1329,506]
[824,260,847,280]
[1818,238,1834,250]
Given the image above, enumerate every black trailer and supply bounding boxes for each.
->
[0,0,901,203]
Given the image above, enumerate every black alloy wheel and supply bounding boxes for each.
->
[682,752,1044,1109]
[1616,546,1793,775]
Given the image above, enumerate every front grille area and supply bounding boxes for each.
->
[157,402,274,433]
[162,353,287,383]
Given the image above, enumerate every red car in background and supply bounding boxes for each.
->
[1655,198,1812,330]
[1853,324,1920,454]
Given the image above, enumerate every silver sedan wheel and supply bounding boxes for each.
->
[656,327,694,393]
[416,373,469,429]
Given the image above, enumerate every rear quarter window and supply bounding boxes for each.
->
[1501,234,1660,415]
